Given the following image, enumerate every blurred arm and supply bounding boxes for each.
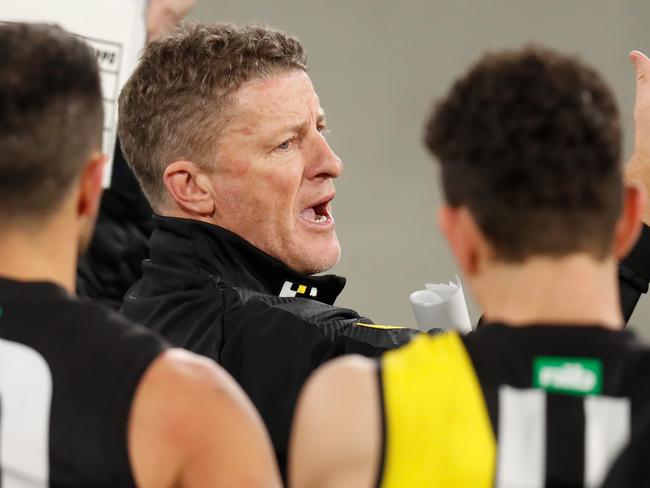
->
[289,355,381,488]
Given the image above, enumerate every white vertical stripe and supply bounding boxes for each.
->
[496,386,546,488]
[0,338,52,488]
[584,395,630,488]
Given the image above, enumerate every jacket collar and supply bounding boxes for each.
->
[149,215,346,305]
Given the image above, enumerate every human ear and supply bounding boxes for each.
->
[613,182,646,259]
[77,152,107,220]
[437,206,487,276]
[163,160,215,217]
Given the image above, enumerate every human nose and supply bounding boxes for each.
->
[307,133,343,180]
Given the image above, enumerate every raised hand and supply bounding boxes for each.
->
[146,0,196,42]
[626,51,650,224]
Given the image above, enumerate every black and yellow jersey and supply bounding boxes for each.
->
[377,323,650,487]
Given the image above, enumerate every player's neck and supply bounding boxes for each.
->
[475,253,623,330]
[0,214,78,294]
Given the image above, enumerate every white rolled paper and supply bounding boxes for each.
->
[409,275,472,333]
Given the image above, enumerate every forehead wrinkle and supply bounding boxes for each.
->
[219,71,323,141]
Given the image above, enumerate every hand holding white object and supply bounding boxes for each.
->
[409,275,472,333]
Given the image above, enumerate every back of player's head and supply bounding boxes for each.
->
[425,46,622,261]
[118,22,308,209]
[0,22,103,222]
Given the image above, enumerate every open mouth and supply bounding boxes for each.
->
[300,198,334,225]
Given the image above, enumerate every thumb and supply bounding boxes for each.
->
[630,50,650,87]
[629,50,650,165]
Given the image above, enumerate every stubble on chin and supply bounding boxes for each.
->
[287,237,341,276]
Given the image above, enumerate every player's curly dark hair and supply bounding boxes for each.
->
[425,46,622,261]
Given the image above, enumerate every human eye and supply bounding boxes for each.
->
[275,137,297,151]
[317,125,330,138]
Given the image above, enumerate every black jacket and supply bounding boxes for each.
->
[120,215,418,471]
[77,141,152,309]
[620,224,650,322]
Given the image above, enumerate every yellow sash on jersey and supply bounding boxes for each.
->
[380,332,496,487]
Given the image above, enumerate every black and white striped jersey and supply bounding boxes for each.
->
[0,277,166,487]
[465,323,650,487]
[378,322,650,487]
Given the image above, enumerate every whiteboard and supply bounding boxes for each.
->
[1,0,147,187]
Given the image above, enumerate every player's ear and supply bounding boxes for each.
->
[77,151,107,220]
[163,160,215,217]
[438,205,489,276]
[613,182,645,259]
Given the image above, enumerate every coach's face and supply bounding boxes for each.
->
[210,70,342,274]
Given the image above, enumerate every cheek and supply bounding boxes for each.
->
[242,174,300,234]
[213,159,251,199]
[225,158,303,221]
[263,165,303,196]
[229,159,252,178]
